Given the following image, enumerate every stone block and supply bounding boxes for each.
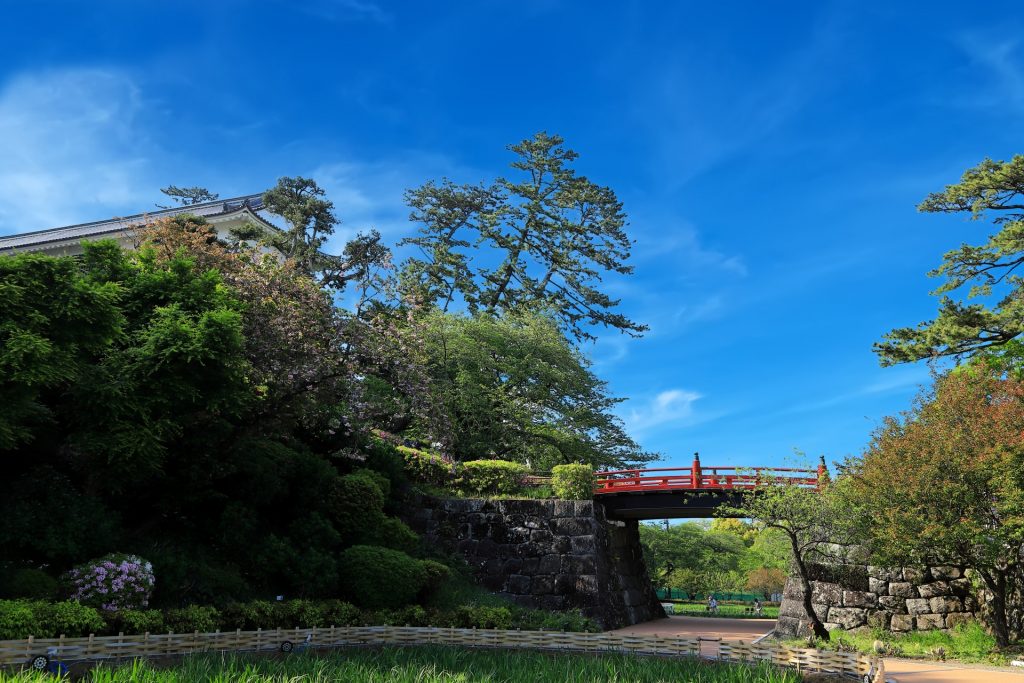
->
[948,578,972,595]
[945,612,973,629]
[563,554,596,574]
[868,577,888,595]
[550,518,590,536]
[930,566,962,580]
[917,613,945,630]
[552,500,574,518]
[521,558,539,574]
[811,581,842,604]
[888,582,913,598]
[890,614,913,632]
[917,581,950,599]
[506,574,532,594]
[538,555,561,575]
[868,566,902,581]
[811,603,831,621]
[552,536,571,554]
[574,575,598,595]
[878,596,907,614]
[780,600,813,619]
[829,607,867,630]
[573,500,594,516]
[906,598,930,616]
[903,567,926,583]
[843,590,877,608]
[554,573,576,594]
[529,529,553,544]
[783,579,805,601]
[570,535,596,553]
[929,596,962,614]
[531,575,554,595]
[867,610,891,629]
[623,589,645,607]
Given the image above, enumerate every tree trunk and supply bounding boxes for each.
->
[790,536,829,640]
[981,569,1012,648]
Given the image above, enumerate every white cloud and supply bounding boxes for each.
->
[955,35,1024,112]
[0,68,157,234]
[623,388,704,434]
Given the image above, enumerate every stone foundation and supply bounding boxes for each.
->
[403,495,665,629]
[777,560,980,636]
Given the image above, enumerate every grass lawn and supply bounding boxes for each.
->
[0,646,804,682]
[666,602,780,619]
[784,622,1010,665]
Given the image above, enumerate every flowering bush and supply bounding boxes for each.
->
[398,445,456,486]
[63,554,154,611]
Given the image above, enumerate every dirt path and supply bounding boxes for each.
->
[610,616,1024,682]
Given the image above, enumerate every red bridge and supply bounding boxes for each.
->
[592,454,826,519]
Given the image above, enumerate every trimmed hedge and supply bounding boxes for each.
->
[398,446,454,486]
[338,545,430,610]
[551,464,595,500]
[457,460,529,495]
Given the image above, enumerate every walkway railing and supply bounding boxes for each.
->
[594,456,824,494]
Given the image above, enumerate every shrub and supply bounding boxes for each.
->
[551,464,595,500]
[457,460,529,495]
[0,600,39,639]
[338,545,426,610]
[320,599,361,627]
[373,517,420,553]
[0,568,59,600]
[63,553,155,611]
[38,600,105,637]
[220,600,276,630]
[274,599,325,628]
[399,446,455,486]
[325,474,385,543]
[418,560,452,600]
[107,609,165,634]
[350,468,391,500]
[165,605,220,633]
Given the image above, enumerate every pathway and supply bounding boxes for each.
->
[611,616,1024,682]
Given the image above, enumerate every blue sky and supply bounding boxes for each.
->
[1,1,1022,472]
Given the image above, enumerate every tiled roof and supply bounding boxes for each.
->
[0,194,275,252]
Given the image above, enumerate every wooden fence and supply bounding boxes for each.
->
[0,625,884,681]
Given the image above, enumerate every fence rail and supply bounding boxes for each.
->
[0,625,883,681]
[594,463,823,494]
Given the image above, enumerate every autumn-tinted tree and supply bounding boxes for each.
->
[847,367,1024,646]
[877,155,1024,364]
[401,132,647,342]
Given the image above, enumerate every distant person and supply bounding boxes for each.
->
[754,598,763,617]
[708,596,718,614]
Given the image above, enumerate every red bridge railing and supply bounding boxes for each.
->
[594,455,824,494]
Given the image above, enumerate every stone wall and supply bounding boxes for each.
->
[777,561,980,636]
[403,495,665,629]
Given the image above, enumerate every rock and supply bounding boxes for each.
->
[506,574,532,594]
[888,582,914,598]
[867,610,892,629]
[531,575,554,595]
[907,598,931,616]
[783,579,806,600]
[890,614,913,632]
[917,581,950,599]
[868,566,901,581]
[878,596,907,613]
[945,612,974,629]
[868,577,888,595]
[930,566,962,580]
[812,603,831,621]
[538,555,561,574]
[829,607,867,630]
[811,581,842,604]
[843,590,877,608]
[903,567,926,583]
[916,613,945,630]
[929,596,962,614]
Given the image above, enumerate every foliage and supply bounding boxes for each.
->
[0,600,39,639]
[397,444,455,486]
[0,647,804,683]
[551,464,595,499]
[877,155,1024,364]
[847,366,1024,646]
[337,546,430,610]
[788,621,998,665]
[400,132,647,343]
[745,567,787,598]
[456,460,530,495]
[0,600,104,639]
[374,517,421,554]
[106,609,165,635]
[721,476,852,641]
[419,311,654,469]
[63,554,155,611]
[0,568,58,600]
[164,605,221,633]
[639,522,751,598]
[158,186,219,207]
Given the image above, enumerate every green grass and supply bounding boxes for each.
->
[0,646,804,682]
[666,602,780,619]
[785,622,1006,665]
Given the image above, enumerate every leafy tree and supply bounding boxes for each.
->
[418,310,653,469]
[158,185,219,207]
[877,155,1024,364]
[745,567,787,599]
[847,366,1024,646]
[639,522,748,596]
[723,476,850,640]
[401,132,647,342]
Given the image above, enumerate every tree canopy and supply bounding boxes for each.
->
[877,156,1024,364]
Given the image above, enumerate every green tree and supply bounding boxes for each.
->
[158,185,219,207]
[639,522,748,596]
[847,367,1024,647]
[418,310,653,469]
[723,477,850,640]
[877,155,1024,364]
[401,132,647,342]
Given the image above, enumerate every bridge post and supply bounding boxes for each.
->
[817,455,829,489]
[691,452,701,489]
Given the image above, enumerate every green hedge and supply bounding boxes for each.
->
[398,446,454,486]
[0,598,598,638]
[457,460,529,495]
[551,464,595,500]
[338,545,440,610]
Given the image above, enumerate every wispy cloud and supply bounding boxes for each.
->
[778,365,930,417]
[954,34,1024,112]
[0,68,156,234]
[623,388,706,434]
